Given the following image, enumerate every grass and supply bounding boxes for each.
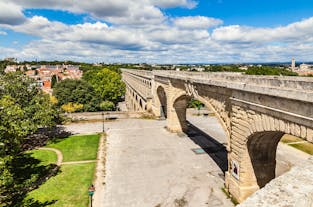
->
[290,143,313,155]
[24,133,101,206]
[221,187,239,205]
[174,197,188,207]
[48,134,100,162]
[140,113,157,119]
[280,134,313,155]
[27,163,96,207]
[27,149,58,166]
[280,134,303,143]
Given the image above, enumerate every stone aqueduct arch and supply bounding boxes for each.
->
[122,69,313,203]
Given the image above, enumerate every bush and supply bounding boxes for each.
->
[100,101,115,111]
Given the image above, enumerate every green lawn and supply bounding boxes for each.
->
[280,134,313,155]
[27,163,96,207]
[48,134,100,162]
[23,133,101,206]
[280,134,303,143]
[290,143,313,155]
[28,149,57,165]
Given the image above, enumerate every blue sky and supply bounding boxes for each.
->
[0,0,313,63]
[167,0,313,26]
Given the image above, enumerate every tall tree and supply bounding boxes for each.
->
[0,72,59,205]
[83,68,125,104]
[53,79,101,112]
[51,75,57,88]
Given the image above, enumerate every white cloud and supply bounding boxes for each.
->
[1,1,313,63]
[150,0,198,9]
[0,1,26,25]
[211,17,313,43]
[0,31,7,35]
[149,28,210,45]
[4,16,68,40]
[174,16,223,29]
[10,0,166,26]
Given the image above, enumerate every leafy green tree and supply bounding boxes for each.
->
[0,61,9,74]
[51,75,57,88]
[83,68,125,104]
[188,99,204,115]
[61,102,84,113]
[245,66,298,76]
[53,79,101,112]
[205,65,242,72]
[0,72,59,205]
[100,101,115,111]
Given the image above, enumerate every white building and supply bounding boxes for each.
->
[299,63,312,71]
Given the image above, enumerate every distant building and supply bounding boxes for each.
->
[290,59,313,75]
[3,57,17,62]
[299,63,311,71]
[4,65,18,73]
[291,58,296,70]
[239,66,248,70]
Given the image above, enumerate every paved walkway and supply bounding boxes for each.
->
[102,119,233,207]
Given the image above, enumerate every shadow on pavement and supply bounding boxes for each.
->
[185,121,228,174]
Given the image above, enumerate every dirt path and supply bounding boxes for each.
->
[62,160,97,165]
[91,133,106,207]
[39,147,63,166]
[38,147,98,166]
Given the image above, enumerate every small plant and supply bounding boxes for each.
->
[174,197,188,207]
[140,113,156,119]
[221,187,239,205]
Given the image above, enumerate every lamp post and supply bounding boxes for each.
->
[101,112,104,133]
[88,184,95,207]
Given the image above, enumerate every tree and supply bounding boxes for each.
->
[53,79,101,112]
[51,75,57,88]
[100,101,115,111]
[245,66,298,76]
[0,72,59,205]
[0,61,9,74]
[189,99,204,115]
[61,102,84,113]
[83,68,125,104]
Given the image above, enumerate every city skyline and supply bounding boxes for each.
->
[0,0,313,63]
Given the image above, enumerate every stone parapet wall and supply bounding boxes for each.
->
[238,156,313,207]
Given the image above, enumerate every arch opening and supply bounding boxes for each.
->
[157,86,167,118]
[139,99,143,110]
[172,95,228,173]
[247,131,285,188]
[173,95,191,132]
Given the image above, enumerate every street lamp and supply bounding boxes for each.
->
[101,112,105,133]
[88,184,95,207]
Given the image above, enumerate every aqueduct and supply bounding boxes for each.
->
[122,69,313,202]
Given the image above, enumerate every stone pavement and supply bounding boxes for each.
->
[101,119,233,207]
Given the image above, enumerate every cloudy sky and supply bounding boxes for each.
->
[0,0,313,63]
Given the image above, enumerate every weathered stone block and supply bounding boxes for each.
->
[307,128,313,143]
[294,124,301,137]
[300,126,307,139]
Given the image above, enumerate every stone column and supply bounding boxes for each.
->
[166,85,189,133]
[225,105,260,203]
